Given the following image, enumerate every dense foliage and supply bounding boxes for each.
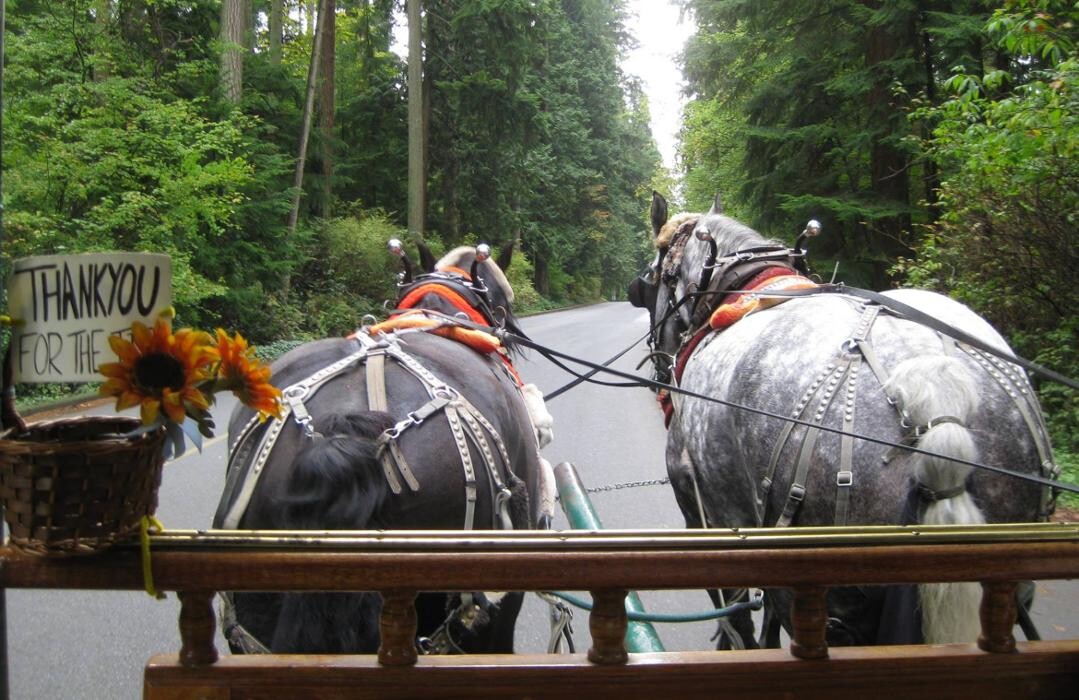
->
[898,1,1078,497]
[678,0,1077,505]
[2,0,662,345]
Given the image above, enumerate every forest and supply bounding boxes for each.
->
[0,1,1075,498]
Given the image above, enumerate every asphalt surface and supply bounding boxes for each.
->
[4,302,1076,698]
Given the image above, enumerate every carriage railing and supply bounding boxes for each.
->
[2,524,1078,698]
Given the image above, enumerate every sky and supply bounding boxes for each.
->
[622,1,695,174]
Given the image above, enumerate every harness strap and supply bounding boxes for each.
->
[443,404,478,531]
[220,344,373,529]
[834,305,882,525]
[761,362,833,526]
[366,351,389,411]
[456,399,515,530]
[960,344,1060,519]
[218,592,272,654]
[761,356,847,525]
[766,304,882,528]
[373,333,515,530]
[776,360,851,528]
[835,361,860,526]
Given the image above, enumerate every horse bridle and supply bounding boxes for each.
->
[639,228,805,388]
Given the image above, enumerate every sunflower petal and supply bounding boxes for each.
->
[107,335,139,365]
[161,390,187,424]
[140,398,161,425]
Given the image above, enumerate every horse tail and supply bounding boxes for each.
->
[886,356,985,644]
[271,411,394,652]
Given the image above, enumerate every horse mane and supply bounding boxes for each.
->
[438,246,515,304]
[702,213,781,253]
[656,213,698,248]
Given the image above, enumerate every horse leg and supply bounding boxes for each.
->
[435,591,524,653]
[477,591,525,653]
[758,600,782,648]
[668,441,759,650]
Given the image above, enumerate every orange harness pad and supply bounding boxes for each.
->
[362,311,523,386]
[709,274,817,330]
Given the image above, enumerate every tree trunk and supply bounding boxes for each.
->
[287,0,328,236]
[307,1,316,36]
[863,1,914,285]
[219,0,245,104]
[320,0,336,218]
[93,0,111,81]
[269,0,282,65]
[919,15,940,223]
[534,255,550,297]
[245,0,255,51]
[407,0,426,239]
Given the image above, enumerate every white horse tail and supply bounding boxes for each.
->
[885,355,985,644]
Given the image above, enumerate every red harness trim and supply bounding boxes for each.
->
[395,284,489,325]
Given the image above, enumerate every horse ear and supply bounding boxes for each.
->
[709,192,724,215]
[651,190,669,237]
[416,240,437,272]
[496,240,515,271]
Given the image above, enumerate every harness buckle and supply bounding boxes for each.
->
[836,470,853,487]
[283,384,319,438]
[789,484,806,502]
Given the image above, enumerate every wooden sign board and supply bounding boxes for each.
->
[6,253,172,383]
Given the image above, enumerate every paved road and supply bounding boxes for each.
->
[5,302,1076,698]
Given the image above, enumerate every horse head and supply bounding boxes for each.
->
[390,239,527,344]
[637,192,786,364]
[630,191,704,382]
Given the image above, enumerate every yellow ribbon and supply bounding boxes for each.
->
[140,515,167,599]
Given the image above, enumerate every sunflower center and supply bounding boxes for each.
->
[134,352,186,392]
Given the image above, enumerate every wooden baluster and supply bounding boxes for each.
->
[178,590,219,668]
[789,585,828,660]
[378,590,418,666]
[588,588,629,665]
[978,580,1018,653]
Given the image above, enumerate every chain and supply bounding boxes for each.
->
[559,477,671,495]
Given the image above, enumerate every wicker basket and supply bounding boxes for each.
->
[0,416,167,556]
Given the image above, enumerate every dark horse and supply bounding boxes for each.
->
[213,242,553,654]
[631,192,1057,648]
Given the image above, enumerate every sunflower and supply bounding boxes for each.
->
[99,313,216,427]
[210,329,283,420]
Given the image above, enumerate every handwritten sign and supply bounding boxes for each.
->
[6,253,172,383]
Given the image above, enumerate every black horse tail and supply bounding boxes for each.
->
[886,356,984,644]
[270,411,394,653]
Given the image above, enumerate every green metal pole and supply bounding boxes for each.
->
[553,461,665,653]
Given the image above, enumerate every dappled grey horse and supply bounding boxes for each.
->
[634,191,1057,648]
